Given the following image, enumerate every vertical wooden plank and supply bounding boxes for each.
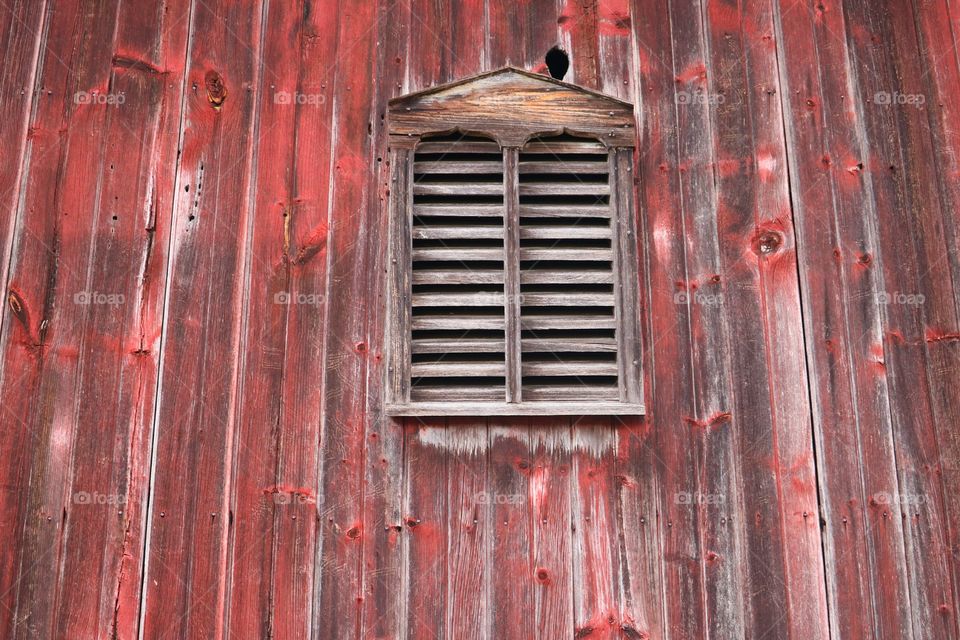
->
[504,148,521,404]
[906,0,960,625]
[0,2,158,637]
[387,148,413,405]
[529,423,574,639]
[407,0,447,92]
[139,1,264,637]
[558,0,601,88]
[446,421,491,637]
[360,1,412,636]
[311,0,380,636]
[597,0,635,100]
[0,0,48,632]
[668,3,749,637]
[449,0,487,78]
[0,0,45,314]
[840,0,960,635]
[702,0,830,637]
[612,149,641,404]
[774,0,915,637]
[570,420,620,638]
[53,2,191,637]
[629,0,706,636]
[223,0,337,638]
[489,424,534,639]
[611,415,663,639]
[594,4,662,639]
[488,0,526,68]
[403,421,449,639]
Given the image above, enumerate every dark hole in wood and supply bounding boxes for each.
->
[545,46,570,80]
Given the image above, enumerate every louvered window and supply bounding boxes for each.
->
[385,68,643,416]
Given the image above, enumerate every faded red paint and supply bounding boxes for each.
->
[0,1,959,639]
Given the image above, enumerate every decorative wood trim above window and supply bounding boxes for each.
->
[384,67,643,417]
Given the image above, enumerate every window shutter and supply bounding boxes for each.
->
[384,67,644,416]
[516,135,619,402]
[408,134,508,403]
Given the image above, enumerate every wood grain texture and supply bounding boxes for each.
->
[0,0,49,633]
[0,2,189,638]
[839,0,960,636]
[389,68,635,146]
[0,0,957,638]
[775,0,915,636]
[140,1,264,637]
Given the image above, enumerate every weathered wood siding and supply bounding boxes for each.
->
[0,0,957,638]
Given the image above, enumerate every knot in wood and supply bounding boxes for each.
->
[205,70,227,110]
[753,230,783,256]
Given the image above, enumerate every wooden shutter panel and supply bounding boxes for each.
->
[408,134,507,402]
[515,135,620,401]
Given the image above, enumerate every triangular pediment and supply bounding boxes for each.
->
[388,67,635,147]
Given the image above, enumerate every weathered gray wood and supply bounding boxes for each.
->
[389,67,635,147]
[410,387,504,402]
[518,161,609,174]
[518,293,614,306]
[412,269,504,284]
[387,148,413,404]
[519,204,610,218]
[612,149,643,403]
[412,293,504,306]
[411,361,506,377]
[504,148,522,404]
[414,204,504,217]
[519,248,611,261]
[411,315,506,330]
[384,401,644,416]
[522,387,619,402]
[413,339,506,353]
[414,160,503,174]
[413,182,504,196]
[414,140,502,154]
[520,270,613,284]
[521,140,607,154]
[518,183,610,196]
[520,315,617,330]
[519,226,611,240]
[521,361,618,376]
[412,248,502,261]
[522,338,617,352]
[413,226,503,240]
[388,71,643,416]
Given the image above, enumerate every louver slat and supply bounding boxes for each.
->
[518,135,620,402]
[408,134,507,403]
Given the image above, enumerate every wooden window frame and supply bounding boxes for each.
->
[383,68,644,417]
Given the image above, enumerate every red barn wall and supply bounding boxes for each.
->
[0,0,958,638]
